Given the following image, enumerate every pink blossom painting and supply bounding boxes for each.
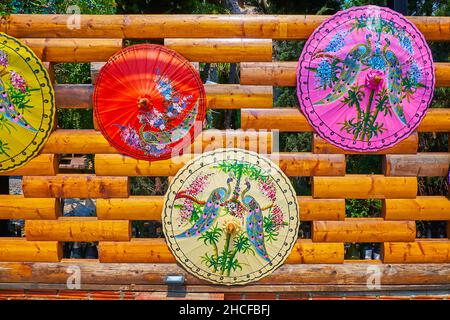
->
[297,5,435,151]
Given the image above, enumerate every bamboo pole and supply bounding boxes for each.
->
[55,84,273,109]
[22,175,130,198]
[383,240,450,263]
[241,108,450,132]
[312,219,416,242]
[96,196,344,221]
[25,217,131,242]
[0,261,449,287]
[241,62,450,87]
[98,238,344,264]
[0,154,58,176]
[312,175,418,199]
[383,153,450,176]
[0,238,61,262]
[21,38,122,62]
[4,14,449,41]
[0,195,60,220]
[284,240,344,264]
[94,152,345,177]
[383,196,450,220]
[41,129,273,154]
[164,38,272,62]
[313,133,418,154]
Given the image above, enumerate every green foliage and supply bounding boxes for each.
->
[190,202,203,223]
[7,86,37,114]
[263,212,278,243]
[199,224,222,245]
[346,155,382,174]
[273,41,304,62]
[214,160,269,181]
[0,139,10,156]
[346,199,381,217]
[419,177,448,196]
[275,87,299,107]
[279,132,311,152]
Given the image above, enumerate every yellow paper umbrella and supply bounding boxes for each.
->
[163,148,299,285]
[0,33,54,172]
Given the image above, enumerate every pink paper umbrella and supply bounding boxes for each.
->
[297,5,434,152]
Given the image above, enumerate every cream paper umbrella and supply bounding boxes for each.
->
[163,148,299,285]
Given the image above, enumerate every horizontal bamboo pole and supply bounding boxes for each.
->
[0,238,61,262]
[41,129,273,154]
[0,261,449,288]
[94,152,345,177]
[42,129,117,154]
[0,195,60,220]
[383,153,450,176]
[240,62,450,87]
[312,219,416,243]
[25,217,131,242]
[55,84,273,109]
[418,108,450,132]
[5,14,449,41]
[383,196,450,220]
[0,154,58,176]
[98,238,174,263]
[164,38,272,62]
[21,38,122,62]
[313,133,419,155]
[22,174,129,198]
[272,153,345,176]
[312,175,418,199]
[98,239,343,264]
[55,84,92,109]
[97,196,163,220]
[204,84,273,109]
[241,108,450,132]
[284,240,344,264]
[96,196,344,221]
[383,240,450,263]
[298,197,345,221]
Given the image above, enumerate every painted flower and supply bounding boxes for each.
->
[407,62,422,86]
[316,59,335,88]
[368,48,386,70]
[224,199,245,219]
[119,125,141,149]
[271,205,284,230]
[365,69,384,91]
[221,215,242,235]
[180,199,194,223]
[9,70,28,93]
[257,177,276,202]
[399,34,413,55]
[325,31,347,52]
[0,50,8,68]
[185,173,212,196]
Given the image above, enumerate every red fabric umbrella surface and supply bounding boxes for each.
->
[94,44,206,161]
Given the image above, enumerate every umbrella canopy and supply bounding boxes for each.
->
[297,5,434,152]
[94,44,206,161]
[163,148,299,285]
[0,33,55,172]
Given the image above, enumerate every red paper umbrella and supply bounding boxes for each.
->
[94,44,206,161]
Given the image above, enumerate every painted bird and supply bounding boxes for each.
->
[241,178,270,262]
[174,176,233,238]
[314,39,372,106]
[384,48,407,125]
[139,101,198,146]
